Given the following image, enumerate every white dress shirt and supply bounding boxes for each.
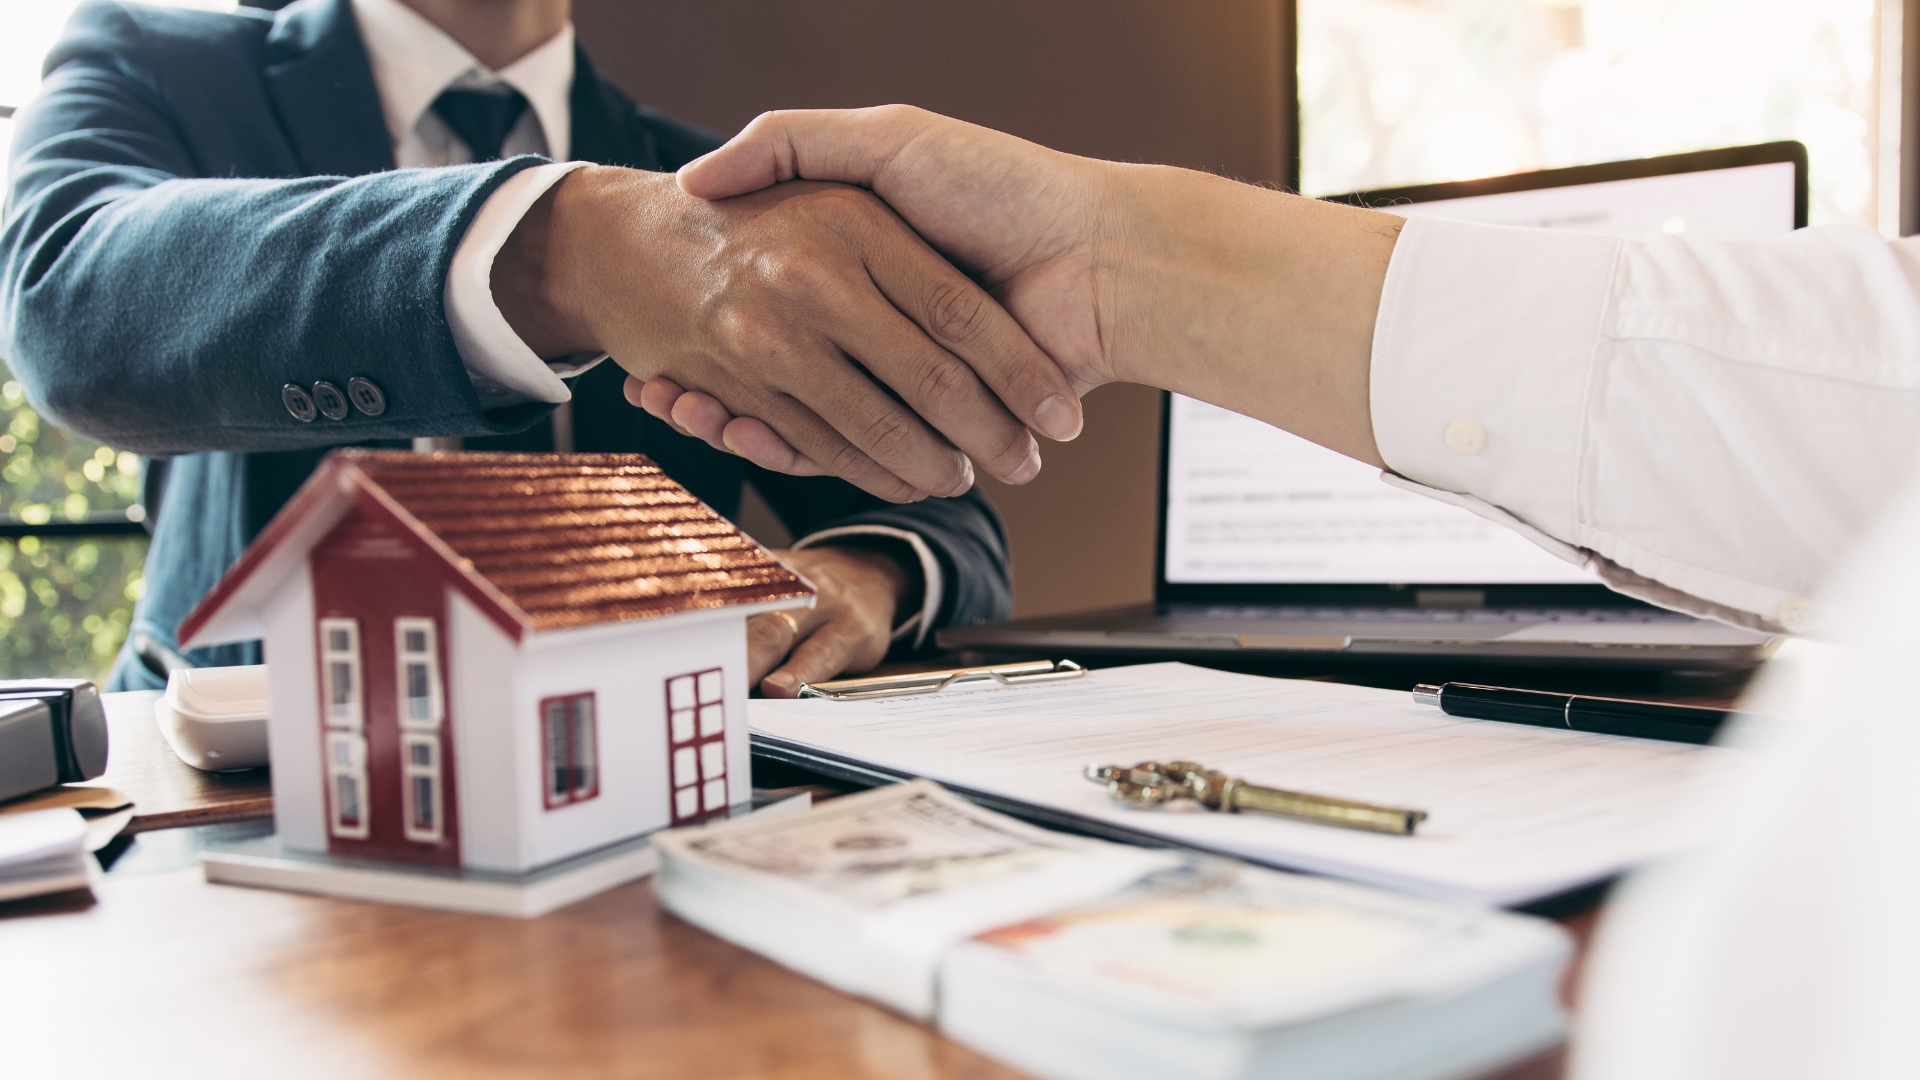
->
[1370,218,1920,1078]
[348,0,941,645]
[352,0,592,405]
[1373,217,1920,634]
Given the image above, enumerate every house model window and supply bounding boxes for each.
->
[396,617,446,842]
[541,693,599,809]
[319,617,370,840]
[668,669,727,823]
[395,618,443,727]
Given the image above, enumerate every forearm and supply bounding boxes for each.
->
[1093,164,1399,467]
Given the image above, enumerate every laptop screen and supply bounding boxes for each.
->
[1160,143,1804,592]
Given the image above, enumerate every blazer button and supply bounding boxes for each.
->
[347,377,387,417]
[312,381,349,420]
[281,384,317,422]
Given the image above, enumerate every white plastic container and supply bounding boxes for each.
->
[155,665,270,771]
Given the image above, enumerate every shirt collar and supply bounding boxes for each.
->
[350,0,575,161]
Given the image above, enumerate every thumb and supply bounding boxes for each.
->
[677,105,933,200]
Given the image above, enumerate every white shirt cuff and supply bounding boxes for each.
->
[1369,215,1815,633]
[791,525,944,650]
[1369,215,1621,548]
[444,160,608,407]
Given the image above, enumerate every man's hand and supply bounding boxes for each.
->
[663,105,1399,471]
[749,545,911,698]
[491,167,1085,502]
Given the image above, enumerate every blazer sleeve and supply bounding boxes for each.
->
[0,3,552,455]
[748,467,1014,641]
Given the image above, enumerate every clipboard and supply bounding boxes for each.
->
[796,659,1086,701]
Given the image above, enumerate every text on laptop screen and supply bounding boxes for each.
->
[1163,160,1798,586]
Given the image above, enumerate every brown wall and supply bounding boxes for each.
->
[575,0,1295,617]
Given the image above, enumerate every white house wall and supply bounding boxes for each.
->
[446,589,524,873]
[515,613,752,870]
[262,562,325,853]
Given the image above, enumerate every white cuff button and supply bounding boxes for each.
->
[1444,418,1487,456]
[1776,595,1816,633]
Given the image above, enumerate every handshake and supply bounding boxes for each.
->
[494,106,1405,500]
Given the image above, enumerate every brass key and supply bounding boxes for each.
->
[1084,760,1428,836]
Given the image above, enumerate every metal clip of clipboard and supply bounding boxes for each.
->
[796,659,1086,701]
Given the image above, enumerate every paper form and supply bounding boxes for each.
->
[750,663,1741,907]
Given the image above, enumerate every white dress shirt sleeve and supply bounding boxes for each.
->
[1371,216,1920,633]
[443,160,606,407]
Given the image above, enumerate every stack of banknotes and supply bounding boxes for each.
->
[654,780,1569,1080]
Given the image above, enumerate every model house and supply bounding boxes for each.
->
[178,450,813,875]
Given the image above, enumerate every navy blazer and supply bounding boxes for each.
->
[0,0,1012,688]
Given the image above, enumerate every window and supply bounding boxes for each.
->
[318,618,361,731]
[666,669,727,823]
[540,693,598,809]
[1299,0,1897,231]
[326,731,369,839]
[393,617,443,728]
[401,733,442,842]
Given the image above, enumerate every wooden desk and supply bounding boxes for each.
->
[0,661,1727,1078]
[83,690,273,833]
[0,843,1586,1079]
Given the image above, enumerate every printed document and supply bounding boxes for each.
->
[750,663,1738,906]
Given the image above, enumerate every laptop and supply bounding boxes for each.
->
[943,142,1807,669]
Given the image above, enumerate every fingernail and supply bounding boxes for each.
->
[1034,395,1082,442]
[955,456,975,495]
[1000,446,1042,485]
[763,672,798,695]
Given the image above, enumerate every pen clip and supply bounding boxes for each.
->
[796,659,1087,701]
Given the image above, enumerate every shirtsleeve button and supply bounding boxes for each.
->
[1444,418,1487,456]
[312,381,349,420]
[347,377,387,417]
[281,384,317,422]
[1776,596,1816,633]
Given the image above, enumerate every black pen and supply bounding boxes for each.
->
[1411,682,1744,745]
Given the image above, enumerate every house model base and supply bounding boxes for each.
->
[200,830,662,918]
[200,791,814,918]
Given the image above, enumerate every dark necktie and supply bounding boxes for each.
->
[431,86,531,162]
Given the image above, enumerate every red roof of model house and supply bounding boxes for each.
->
[178,450,814,648]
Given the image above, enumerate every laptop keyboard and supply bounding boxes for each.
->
[1169,605,1698,625]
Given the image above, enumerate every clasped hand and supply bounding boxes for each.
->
[493,166,1085,503]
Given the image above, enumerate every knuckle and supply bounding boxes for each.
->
[753,248,828,301]
[826,444,911,501]
[923,279,994,346]
[911,356,976,421]
[860,412,919,465]
[828,440,879,477]
[714,307,791,365]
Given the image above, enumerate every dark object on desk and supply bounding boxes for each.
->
[0,680,109,802]
[1086,760,1428,836]
[1413,682,1738,745]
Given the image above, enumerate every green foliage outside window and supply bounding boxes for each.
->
[0,364,149,683]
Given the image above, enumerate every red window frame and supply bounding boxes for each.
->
[539,692,600,810]
[665,668,727,823]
